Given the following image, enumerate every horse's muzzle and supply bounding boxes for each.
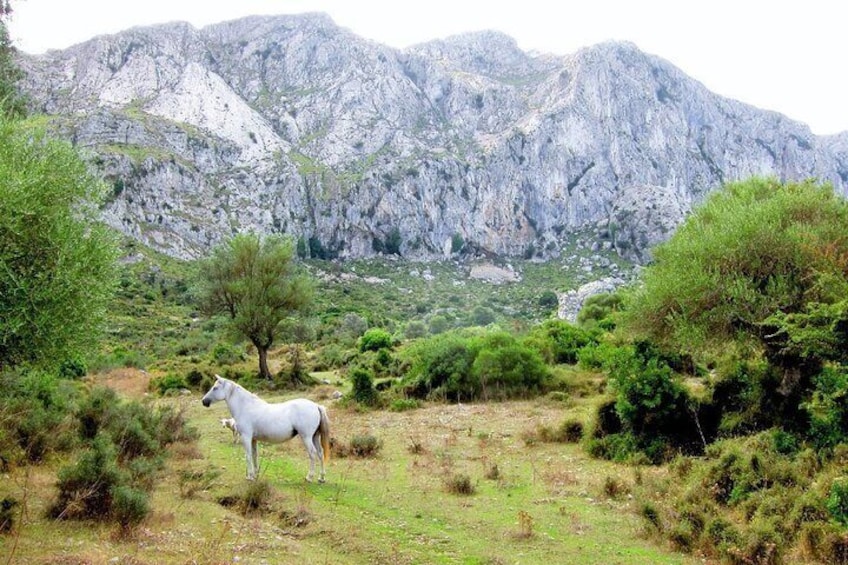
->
[202,398,211,407]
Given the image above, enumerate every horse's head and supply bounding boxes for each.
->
[202,375,228,407]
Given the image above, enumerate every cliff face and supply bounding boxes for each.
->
[18,13,848,262]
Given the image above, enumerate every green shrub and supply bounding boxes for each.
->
[111,485,150,532]
[211,342,244,365]
[826,478,848,526]
[444,473,475,495]
[528,320,595,364]
[185,368,205,390]
[76,385,117,440]
[349,434,382,458]
[1,369,77,463]
[50,436,125,520]
[359,328,393,352]
[58,355,87,379]
[577,292,623,330]
[471,341,549,401]
[0,497,18,533]
[151,373,187,395]
[350,367,378,406]
[804,367,848,451]
[537,290,558,309]
[388,398,420,412]
[639,502,661,531]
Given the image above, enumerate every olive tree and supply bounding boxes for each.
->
[0,117,119,370]
[197,233,312,380]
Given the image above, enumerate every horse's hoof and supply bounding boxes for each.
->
[318,478,326,484]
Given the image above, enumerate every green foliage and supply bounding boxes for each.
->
[450,233,464,254]
[0,116,119,370]
[470,338,549,400]
[0,369,76,463]
[359,328,393,352]
[0,17,26,119]
[348,434,382,458]
[49,435,126,520]
[151,373,188,396]
[444,473,475,495]
[0,496,17,533]
[402,332,478,400]
[577,292,623,330]
[621,178,848,383]
[111,485,150,531]
[635,432,848,562]
[803,367,848,451]
[211,342,245,365]
[401,330,549,402]
[384,227,402,255]
[196,233,313,379]
[527,320,596,364]
[350,366,378,406]
[537,290,558,309]
[468,305,496,326]
[76,385,117,440]
[826,478,848,526]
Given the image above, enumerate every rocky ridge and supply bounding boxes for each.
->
[17,13,848,262]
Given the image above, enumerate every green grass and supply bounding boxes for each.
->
[1,382,699,564]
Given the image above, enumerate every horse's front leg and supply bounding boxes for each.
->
[251,438,259,479]
[241,435,256,480]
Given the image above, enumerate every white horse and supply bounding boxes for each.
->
[202,375,330,483]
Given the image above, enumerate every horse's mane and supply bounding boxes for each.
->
[221,376,262,401]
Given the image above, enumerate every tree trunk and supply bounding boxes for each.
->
[258,346,271,379]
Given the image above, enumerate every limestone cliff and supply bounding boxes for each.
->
[18,13,848,261]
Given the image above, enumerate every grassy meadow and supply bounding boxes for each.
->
[1,367,698,565]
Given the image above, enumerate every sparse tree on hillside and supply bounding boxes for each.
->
[197,233,313,380]
[621,177,848,396]
[0,117,119,370]
[0,2,28,119]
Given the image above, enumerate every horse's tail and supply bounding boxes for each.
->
[318,405,331,463]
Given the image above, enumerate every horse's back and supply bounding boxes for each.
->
[250,398,322,442]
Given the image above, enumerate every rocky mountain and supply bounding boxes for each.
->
[17,13,848,263]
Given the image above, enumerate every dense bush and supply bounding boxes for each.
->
[49,436,126,520]
[401,330,549,402]
[350,366,378,406]
[359,328,393,352]
[526,320,596,365]
[804,367,848,452]
[577,292,623,330]
[0,369,77,463]
[636,432,848,562]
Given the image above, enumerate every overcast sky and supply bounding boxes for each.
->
[7,0,847,135]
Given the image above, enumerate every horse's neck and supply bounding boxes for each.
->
[224,385,265,421]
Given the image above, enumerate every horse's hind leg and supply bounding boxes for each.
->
[299,434,318,482]
[312,432,325,483]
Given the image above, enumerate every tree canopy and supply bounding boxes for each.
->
[0,117,119,370]
[0,4,27,118]
[621,177,848,382]
[196,233,313,380]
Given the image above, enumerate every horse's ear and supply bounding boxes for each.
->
[214,374,222,381]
